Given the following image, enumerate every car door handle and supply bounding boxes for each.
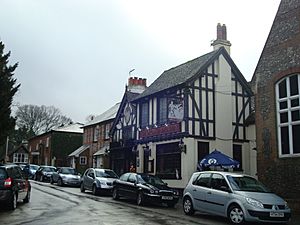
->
[207,191,212,194]
[192,189,197,192]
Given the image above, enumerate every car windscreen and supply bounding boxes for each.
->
[227,175,271,193]
[138,174,165,186]
[30,165,39,170]
[61,168,78,175]
[0,168,7,180]
[43,167,56,172]
[95,170,118,178]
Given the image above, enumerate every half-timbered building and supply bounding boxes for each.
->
[131,24,256,188]
[110,77,146,175]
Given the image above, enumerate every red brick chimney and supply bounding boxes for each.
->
[128,77,147,93]
[211,23,231,54]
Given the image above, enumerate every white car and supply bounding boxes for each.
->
[183,171,291,224]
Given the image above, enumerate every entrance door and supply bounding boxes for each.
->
[198,142,209,162]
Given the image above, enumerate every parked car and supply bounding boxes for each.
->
[23,164,39,179]
[80,168,119,195]
[50,167,81,187]
[183,171,291,224]
[112,172,180,207]
[34,166,57,182]
[0,163,31,210]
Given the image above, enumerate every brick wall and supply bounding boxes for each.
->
[253,0,300,213]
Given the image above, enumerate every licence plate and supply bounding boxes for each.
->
[162,196,173,200]
[270,212,284,217]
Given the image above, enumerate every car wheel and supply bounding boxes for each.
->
[136,191,144,206]
[228,204,244,224]
[183,197,195,215]
[23,191,30,203]
[8,192,17,210]
[58,178,63,186]
[92,185,99,196]
[112,188,119,200]
[80,183,85,193]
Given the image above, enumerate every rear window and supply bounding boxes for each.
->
[0,168,7,180]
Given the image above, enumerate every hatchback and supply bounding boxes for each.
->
[80,168,119,195]
[112,172,180,207]
[34,165,57,182]
[0,164,31,210]
[183,171,291,224]
[50,167,81,187]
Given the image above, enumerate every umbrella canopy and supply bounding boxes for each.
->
[197,149,240,170]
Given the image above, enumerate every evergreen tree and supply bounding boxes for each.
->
[0,41,20,159]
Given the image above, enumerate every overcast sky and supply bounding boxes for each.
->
[1,0,281,123]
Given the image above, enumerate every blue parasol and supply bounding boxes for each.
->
[197,149,240,171]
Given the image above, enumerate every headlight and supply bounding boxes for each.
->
[60,175,67,180]
[150,189,154,194]
[246,197,264,208]
[284,201,290,209]
[173,190,179,195]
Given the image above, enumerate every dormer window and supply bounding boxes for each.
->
[276,74,300,156]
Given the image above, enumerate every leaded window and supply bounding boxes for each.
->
[276,74,300,156]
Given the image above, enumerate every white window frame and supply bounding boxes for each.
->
[105,124,110,139]
[46,137,49,147]
[276,73,300,157]
[79,156,87,165]
[13,153,29,163]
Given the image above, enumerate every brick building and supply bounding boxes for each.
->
[28,123,83,167]
[69,103,119,173]
[252,0,300,212]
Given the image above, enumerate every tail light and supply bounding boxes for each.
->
[4,177,12,188]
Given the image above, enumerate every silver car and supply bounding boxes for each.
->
[183,171,291,224]
[80,168,119,195]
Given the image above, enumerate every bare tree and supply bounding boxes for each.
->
[15,104,73,135]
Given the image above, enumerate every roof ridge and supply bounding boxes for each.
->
[162,50,217,74]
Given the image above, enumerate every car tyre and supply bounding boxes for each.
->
[228,204,245,224]
[92,184,99,195]
[58,178,63,186]
[183,197,195,215]
[112,188,119,200]
[8,192,17,210]
[136,191,144,206]
[23,191,30,203]
[80,183,85,193]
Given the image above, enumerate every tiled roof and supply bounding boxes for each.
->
[83,103,120,127]
[134,49,218,100]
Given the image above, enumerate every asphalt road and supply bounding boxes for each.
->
[0,181,299,225]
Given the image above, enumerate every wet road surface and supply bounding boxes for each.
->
[0,181,298,225]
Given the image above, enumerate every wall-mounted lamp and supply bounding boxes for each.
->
[179,139,187,154]
[105,148,110,155]
[146,126,149,130]
[164,123,168,127]
[137,127,142,131]
[132,145,137,152]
